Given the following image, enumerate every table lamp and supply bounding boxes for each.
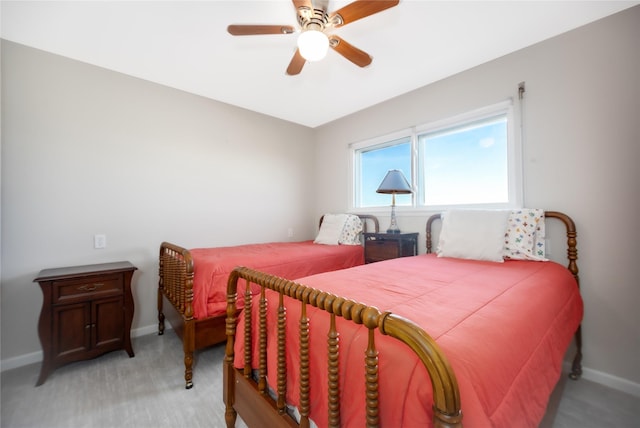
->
[376,169,412,233]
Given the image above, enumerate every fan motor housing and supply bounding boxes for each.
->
[297,7,330,31]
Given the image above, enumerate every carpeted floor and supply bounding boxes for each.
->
[1,332,638,427]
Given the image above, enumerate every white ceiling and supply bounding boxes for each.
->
[2,1,637,128]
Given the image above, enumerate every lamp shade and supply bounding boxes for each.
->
[298,30,329,62]
[376,169,412,194]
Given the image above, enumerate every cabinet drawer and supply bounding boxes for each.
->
[53,274,123,304]
[365,241,399,262]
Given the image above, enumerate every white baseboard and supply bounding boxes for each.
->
[580,365,640,398]
[1,349,43,372]
[0,324,165,373]
[132,324,162,338]
[562,361,640,398]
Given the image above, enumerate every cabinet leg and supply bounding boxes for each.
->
[36,363,51,387]
[125,344,135,358]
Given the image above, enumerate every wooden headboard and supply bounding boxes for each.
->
[424,211,578,279]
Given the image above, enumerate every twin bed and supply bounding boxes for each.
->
[158,214,379,388]
[222,210,583,427]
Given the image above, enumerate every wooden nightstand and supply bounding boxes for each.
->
[34,261,137,386]
[364,232,419,263]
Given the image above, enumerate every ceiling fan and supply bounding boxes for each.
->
[227,0,400,75]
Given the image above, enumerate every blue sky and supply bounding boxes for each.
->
[360,139,412,207]
[359,116,507,207]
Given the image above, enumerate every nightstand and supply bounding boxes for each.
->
[34,261,137,386]
[364,232,419,263]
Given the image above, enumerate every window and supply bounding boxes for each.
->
[353,135,412,208]
[351,101,520,210]
[418,114,508,206]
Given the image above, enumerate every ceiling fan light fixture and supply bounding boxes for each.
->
[297,30,329,62]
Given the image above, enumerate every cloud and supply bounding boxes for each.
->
[479,137,495,148]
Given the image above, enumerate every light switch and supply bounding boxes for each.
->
[94,234,106,249]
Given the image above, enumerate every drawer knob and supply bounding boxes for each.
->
[77,283,104,292]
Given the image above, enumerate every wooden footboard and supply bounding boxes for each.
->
[158,241,229,389]
[223,267,463,428]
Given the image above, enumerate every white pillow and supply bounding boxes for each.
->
[338,215,363,245]
[437,210,510,262]
[314,214,349,245]
[503,209,548,261]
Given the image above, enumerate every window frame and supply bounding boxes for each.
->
[349,128,414,210]
[349,100,522,212]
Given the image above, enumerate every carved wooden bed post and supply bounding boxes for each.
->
[425,213,442,254]
[223,273,239,428]
[158,242,197,388]
[545,211,582,380]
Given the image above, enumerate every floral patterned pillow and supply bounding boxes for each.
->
[503,209,547,261]
[338,215,363,245]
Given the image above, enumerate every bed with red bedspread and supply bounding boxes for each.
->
[223,211,583,427]
[189,241,366,320]
[158,214,378,388]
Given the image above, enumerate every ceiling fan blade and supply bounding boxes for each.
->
[286,49,306,75]
[329,0,399,27]
[227,25,296,36]
[329,35,372,67]
[292,0,313,10]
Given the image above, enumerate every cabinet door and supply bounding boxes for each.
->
[399,239,417,257]
[365,240,399,263]
[92,296,124,352]
[52,302,91,364]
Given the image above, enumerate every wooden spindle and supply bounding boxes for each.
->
[258,284,268,394]
[299,300,310,428]
[243,278,252,378]
[327,313,341,427]
[365,328,380,428]
[277,290,287,414]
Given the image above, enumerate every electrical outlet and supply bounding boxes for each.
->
[94,234,106,249]
[287,228,294,238]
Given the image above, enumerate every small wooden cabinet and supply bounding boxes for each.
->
[364,232,419,263]
[34,261,137,386]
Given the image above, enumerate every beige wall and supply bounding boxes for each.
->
[1,40,316,365]
[315,6,640,393]
[2,6,639,396]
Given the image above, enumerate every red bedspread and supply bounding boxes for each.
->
[190,241,363,319]
[234,254,583,427]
